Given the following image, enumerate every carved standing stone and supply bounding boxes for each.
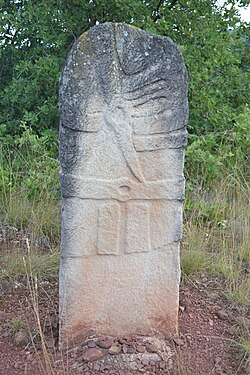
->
[59,22,188,345]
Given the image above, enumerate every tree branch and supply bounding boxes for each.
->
[168,0,179,10]
[152,0,179,22]
[152,0,165,22]
[156,0,165,14]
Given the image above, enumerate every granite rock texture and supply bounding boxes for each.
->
[59,22,188,346]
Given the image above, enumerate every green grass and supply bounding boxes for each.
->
[180,173,250,372]
[237,338,250,373]
[0,193,60,238]
[0,135,249,373]
[0,128,60,240]
[181,224,212,276]
[0,250,60,283]
[11,319,24,334]
[182,172,250,307]
[227,277,250,306]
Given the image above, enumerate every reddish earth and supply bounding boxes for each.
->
[0,231,249,375]
[0,269,249,375]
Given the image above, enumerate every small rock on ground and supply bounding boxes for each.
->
[82,348,104,362]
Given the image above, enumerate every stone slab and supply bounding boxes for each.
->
[59,22,188,346]
[59,249,180,344]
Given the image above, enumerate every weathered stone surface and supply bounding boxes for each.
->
[145,343,158,353]
[59,22,188,345]
[136,345,145,353]
[87,339,96,348]
[97,338,114,349]
[108,345,122,355]
[81,348,104,362]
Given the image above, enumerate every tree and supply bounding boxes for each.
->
[0,0,249,184]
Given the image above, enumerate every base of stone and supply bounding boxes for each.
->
[59,248,180,347]
[64,335,174,374]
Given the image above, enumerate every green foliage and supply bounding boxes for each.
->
[3,56,60,135]
[237,338,250,371]
[0,0,249,188]
[11,319,24,334]
[0,0,149,136]
[0,6,249,371]
[0,125,59,199]
[185,105,250,187]
[0,126,60,236]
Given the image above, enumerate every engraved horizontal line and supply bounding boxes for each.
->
[133,133,188,151]
[60,174,185,201]
[123,78,168,96]
[61,124,97,133]
[132,96,172,108]
[131,108,173,118]
[61,197,184,202]
[123,88,168,102]
[60,249,179,259]
[61,124,84,132]
[133,129,185,138]
[60,175,185,183]
[133,126,186,136]
[135,145,185,152]
[132,105,178,115]
[60,254,120,259]
[153,241,181,251]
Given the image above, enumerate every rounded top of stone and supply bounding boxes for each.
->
[59,21,188,134]
[79,22,182,64]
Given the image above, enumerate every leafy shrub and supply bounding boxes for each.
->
[0,124,59,200]
[185,105,250,189]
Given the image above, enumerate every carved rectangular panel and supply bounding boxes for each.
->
[97,202,120,255]
[61,199,98,257]
[125,201,150,253]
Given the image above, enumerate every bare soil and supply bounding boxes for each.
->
[0,244,249,374]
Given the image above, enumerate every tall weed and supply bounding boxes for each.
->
[182,171,250,307]
[0,125,60,238]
